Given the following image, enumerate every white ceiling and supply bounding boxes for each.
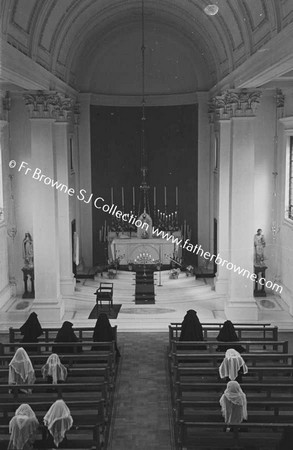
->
[1,0,293,94]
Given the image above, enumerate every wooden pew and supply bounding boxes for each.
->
[0,399,105,426]
[173,365,293,384]
[175,398,293,423]
[9,325,117,344]
[0,341,116,356]
[171,352,293,368]
[0,366,110,384]
[175,381,293,401]
[169,323,277,343]
[0,422,103,450]
[177,421,293,450]
[170,340,288,355]
[0,352,116,374]
[0,382,110,404]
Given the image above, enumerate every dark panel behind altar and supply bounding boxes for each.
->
[90,104,198,265]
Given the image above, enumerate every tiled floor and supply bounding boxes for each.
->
[108,332,175,450]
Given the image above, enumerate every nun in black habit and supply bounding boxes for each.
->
[53,321,81,354]
[92,313,120,358]
[179,310,206,349]
[216,320,245,353]
[19,312,43,352]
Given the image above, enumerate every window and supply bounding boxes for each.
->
[286,136,293,220]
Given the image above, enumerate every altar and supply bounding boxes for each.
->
[109,237,181,265]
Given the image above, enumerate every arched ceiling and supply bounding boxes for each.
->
[1,0,293,94]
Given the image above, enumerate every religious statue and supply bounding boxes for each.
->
[22,232,35,298]
[137,210,152,239]
[23,232,34,268]
[254,228,266,266]
[253,228,267,297]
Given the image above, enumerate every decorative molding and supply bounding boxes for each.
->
[208,89,262,121]
[23,91,75,121]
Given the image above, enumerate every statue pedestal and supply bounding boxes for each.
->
[21,267,35,299]
[254,265,267,297]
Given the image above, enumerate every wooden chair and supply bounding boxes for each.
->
[94,282,114,312]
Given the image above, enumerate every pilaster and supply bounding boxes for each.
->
[210,89,262,320]
[23,91,76,321]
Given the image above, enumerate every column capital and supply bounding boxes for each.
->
[23,91,76,122]
[209,89,262,121]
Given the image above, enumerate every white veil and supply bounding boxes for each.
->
[219,348,248,381]
[43,399,73,447]
[41,354,67,384]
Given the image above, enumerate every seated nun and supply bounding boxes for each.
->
[9,348,36,393]
[43,399,73,447]
[216,320,245,353]
[53,321,81,354]
[19,312,43,352]
[179,309,206,350]
[41,354,67,384]
[219,381,247,431]
[8,403,39,450]
[92,313,120,357]
[219,348,248,383]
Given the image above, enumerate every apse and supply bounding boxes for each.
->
[90,104,198,264]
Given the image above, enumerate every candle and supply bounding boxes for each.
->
[132,186,135,208]
[164,186,167,207]
[122,187,124,208]
[111,187,114,204]
[176,186,178,206]
[154,186,156,206]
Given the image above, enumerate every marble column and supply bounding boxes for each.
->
[54,111,75,297]
[210,90,262,320]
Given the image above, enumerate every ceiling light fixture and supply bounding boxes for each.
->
[204,4,219,16]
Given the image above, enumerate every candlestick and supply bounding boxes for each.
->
[111,187,114,204]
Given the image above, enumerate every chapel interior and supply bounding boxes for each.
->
[1,0,293,448]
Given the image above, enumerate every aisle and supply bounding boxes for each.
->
[108,333,175,450]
